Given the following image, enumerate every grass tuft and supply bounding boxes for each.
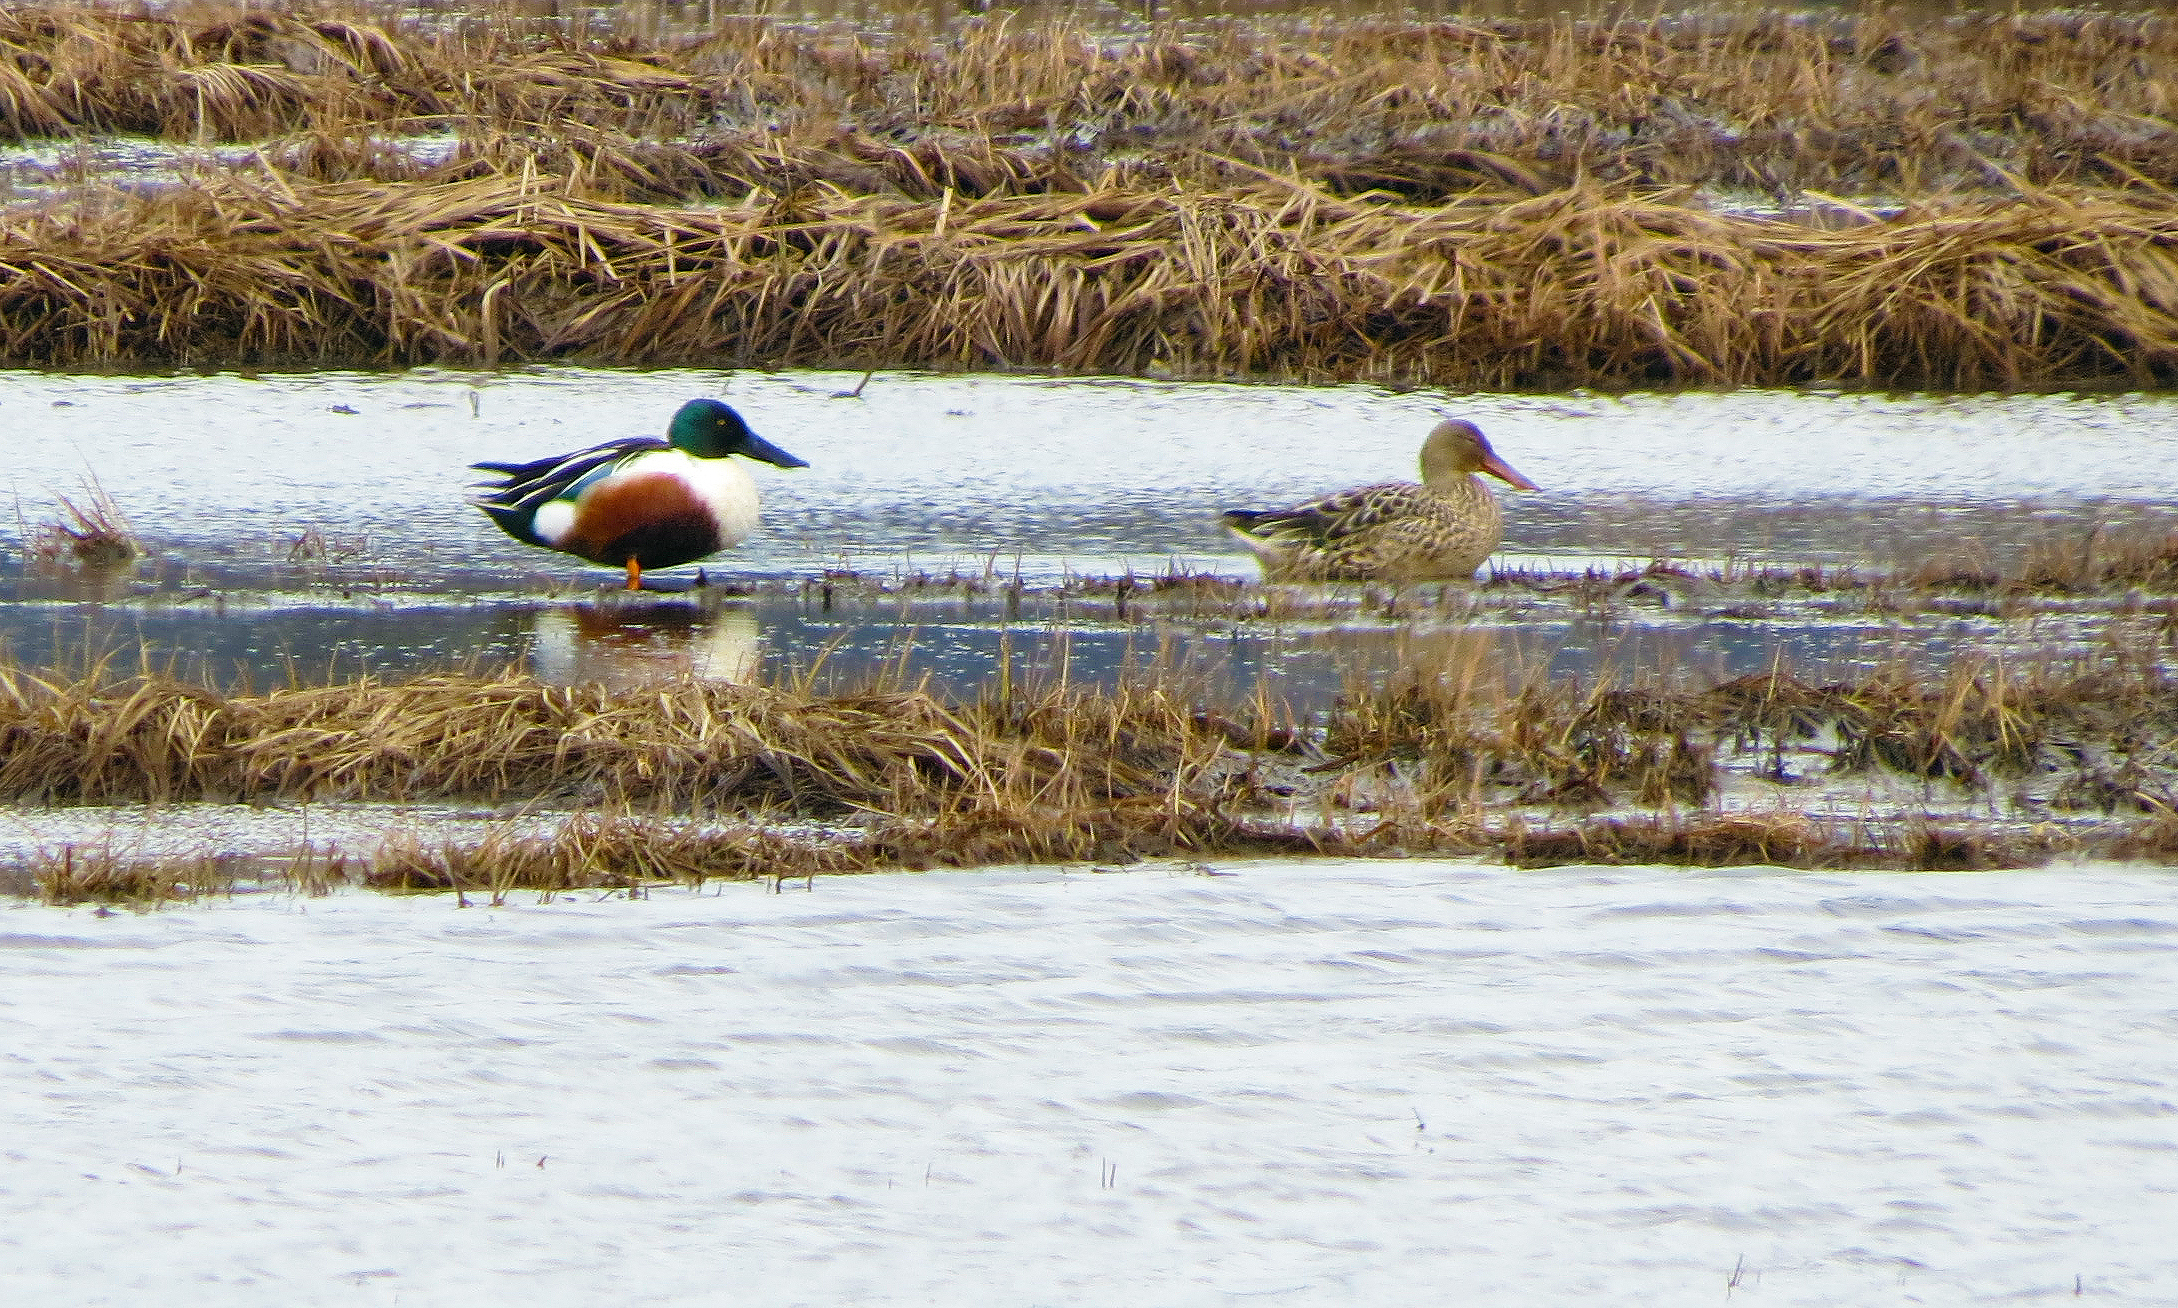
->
[27,480,137,568]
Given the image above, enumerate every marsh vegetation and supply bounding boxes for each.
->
[3,3,2177,385]
[9,17,2177,1308]
[10,548,2178,905]
[6,6,2177,900]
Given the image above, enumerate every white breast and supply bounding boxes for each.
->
[655,451,762,546]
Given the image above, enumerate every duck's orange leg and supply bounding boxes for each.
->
[624,558,643,591]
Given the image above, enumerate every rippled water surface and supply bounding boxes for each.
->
[5,367,2176,690]
[3,859,2175,1304]
[9,367,2178,575]
[8,370,2176,1301]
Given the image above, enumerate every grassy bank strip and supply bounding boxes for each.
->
[4,6,2175,195]
[0,658,1243,809]
[4,638,2174,811]
[9,4,2178,383]
[6,171,2178,386]
[12,807,2175,907]
[9,634,2178,903]
[5,804,1347,905]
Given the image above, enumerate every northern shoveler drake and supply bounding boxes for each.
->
[470,398,807,590]
[1220,419,1538,582]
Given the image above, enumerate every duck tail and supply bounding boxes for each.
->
[470,497,551,549]
[1220,509,1271,536]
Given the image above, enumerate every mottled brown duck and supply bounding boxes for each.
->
[1221,419,1537,582]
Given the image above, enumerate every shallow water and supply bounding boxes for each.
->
[2,858,2174,1305]
[5,367,2175,691]
[9,367,2177,577]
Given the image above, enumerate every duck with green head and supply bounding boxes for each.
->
[471,398,808,590]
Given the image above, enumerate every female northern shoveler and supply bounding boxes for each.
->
[470,398,807,590]
[1220,418,1537,582]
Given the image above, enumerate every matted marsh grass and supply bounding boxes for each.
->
[7,802,2163,908]
[6,611,2178,904]
[7,4,2178,384]
[1499,811,2069,871]
[6,168,2178,386]
[16,836,354,905]
[1325,641,2178,814]
[6,4,2178,194]
[0,648,1257,811]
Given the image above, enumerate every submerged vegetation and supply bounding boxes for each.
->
[3,3,2178,386]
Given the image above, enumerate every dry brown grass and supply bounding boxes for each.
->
[6,629,2175,904]
[10,800,2156,907]
[5,622,2174,815]
[352,798,1355,901]
[0,665,977,807]
[6,5,2178,195]
[25,839,237,904]
[0,651,1329,901]
[13,798,1362,908]
[0,650,1299,851]
[360,813,853,898]
[7,583,2178,902]
[1502,811,2070,870]
[2102,809,2178,864]
[0,7,697,142]
[4,4,2178,384]
[22,837,352,905]
[0,3,2175,385]
[1321,635,2178,818]
[4,168,2178,386]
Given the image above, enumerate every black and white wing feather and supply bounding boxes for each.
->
[469,437,670,547]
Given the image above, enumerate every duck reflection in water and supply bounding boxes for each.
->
[529,601,760,688]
